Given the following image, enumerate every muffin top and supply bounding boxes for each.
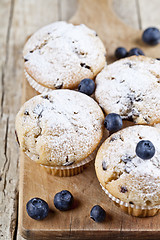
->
[95,56,160,125]
[15,90,104,166]
[23,21,106,90]
[95,125,160,207]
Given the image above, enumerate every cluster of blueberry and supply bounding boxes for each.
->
[115,27,160,59]
[115,47,144,59]
[26,190,74,220]
[26,190,106,222]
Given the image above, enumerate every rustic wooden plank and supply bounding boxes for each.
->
[14,1,59,239]
[0,0,59,239]
[138,0,160,29]
[112,0,140,29]
[59,0,78,20]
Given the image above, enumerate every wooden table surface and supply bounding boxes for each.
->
[1,0,160,239]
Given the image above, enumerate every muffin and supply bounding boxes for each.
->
[15,90,104,176]
[23,21,106,93]
[95,125,160,217]
[95,56,160,125]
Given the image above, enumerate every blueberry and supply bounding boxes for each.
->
[120,186,128,193]
[115,47,128,59]
[142,27,160,46]
[26,198,49,220]
[128,48,144,57]
[102,161,107,170]
[136,140,155,160]
[104,113,123,133]
[78,78,95,96]
[90,205,106,222]
[54,190,74,211]
[24,110,29,115]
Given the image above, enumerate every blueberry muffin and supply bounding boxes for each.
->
[95,56,160,125]
[15,90,104,176]
[95,125,160,217]
[23,21,106,93]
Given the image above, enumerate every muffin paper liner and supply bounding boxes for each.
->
[25,150,96,177]
[24,69,53,93]
[100,184,160,217]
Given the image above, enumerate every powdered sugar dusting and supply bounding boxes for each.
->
[95,125,160,207]
[15,90,104,166]
[95,56,160,125]
[23,21,106,89]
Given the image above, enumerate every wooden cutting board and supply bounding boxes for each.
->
[18,0,160,239]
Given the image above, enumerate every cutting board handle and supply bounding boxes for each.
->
[70,0,132,31]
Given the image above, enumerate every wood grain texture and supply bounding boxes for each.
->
[18,0,160,240]
[0,0,160,239]
[0,1,19,239]
[59,0,78,20]
[138,0,160,29]
[0,0,59,239]
[112,0,140,29]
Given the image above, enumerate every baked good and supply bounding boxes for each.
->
[15,89,104,176]
[23,21,106,93]
[95,56,160,125]
[95,125,160,217]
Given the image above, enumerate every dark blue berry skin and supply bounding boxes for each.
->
[54,190,74,211]
[115,47,128,59]
[26,198,49,220]
[78,78,95,96]
[128,48,144,57]
[136,140,155,160]
[90,205,106,222]
[104,113,123,133]
[142,27,160,46]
